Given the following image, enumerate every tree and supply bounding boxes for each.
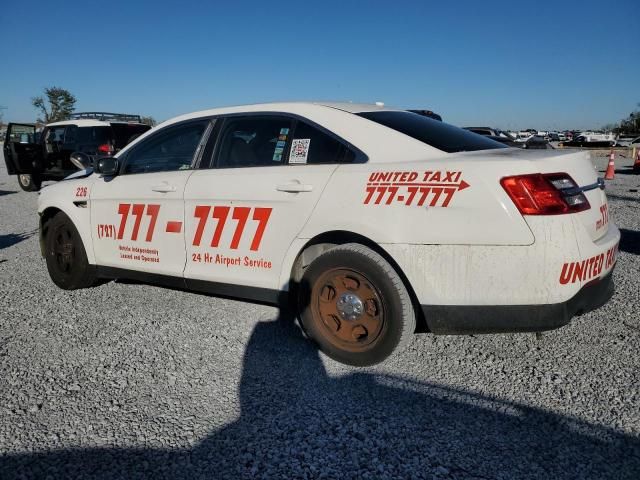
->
[140,116,157,127]
[31,87,76,123]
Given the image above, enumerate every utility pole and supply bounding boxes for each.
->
[0,105,7,130]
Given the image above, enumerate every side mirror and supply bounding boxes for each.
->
[96,157,119,176]
[69,152,92,170]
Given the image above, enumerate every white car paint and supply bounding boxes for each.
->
[37,102,620,334]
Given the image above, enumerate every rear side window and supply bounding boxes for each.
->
[289,121,355,164]
[216,117,294,168]
[357,111,506,153]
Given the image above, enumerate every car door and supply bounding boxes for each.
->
[183,114,357,294]
[90,119,211,278]
[2,123,41,174]
[42,125,68,170]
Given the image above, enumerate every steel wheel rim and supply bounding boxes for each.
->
[19,174,30,186]
[52,226,75,273]
[310,268,385,351]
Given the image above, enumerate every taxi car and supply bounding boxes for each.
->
[37,102,620,366]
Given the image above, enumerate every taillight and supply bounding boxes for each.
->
[501,173,590,215]
[98,143,113,154]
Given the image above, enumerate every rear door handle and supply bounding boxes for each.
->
[151,184,177,193]
[276,183,313,193]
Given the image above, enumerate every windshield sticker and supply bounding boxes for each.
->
[290,139,311,164]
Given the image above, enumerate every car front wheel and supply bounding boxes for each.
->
[298,243,415,366]
[44,212,96,290]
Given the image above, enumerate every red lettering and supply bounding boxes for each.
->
[230,207,250,249]
[192,205,210,246]
[117,203,131,240]
[211,206,230,247]
[443,171,455,182]
[145,204,160,242]
[559,263,574,284]
[571,261,585,283]
[364,186,376,204]
[130,204,145,241]
[250,208,272,251]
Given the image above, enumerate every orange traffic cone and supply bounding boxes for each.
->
[604,148,615,180]
[633,148,640,173]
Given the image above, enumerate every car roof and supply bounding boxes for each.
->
[118,101,448,161]
[159,101,402,126]
[46,119,146,128]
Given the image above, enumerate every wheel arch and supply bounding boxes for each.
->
[39,205,95,264]
[39,207,63,257]
[287,230,429,333]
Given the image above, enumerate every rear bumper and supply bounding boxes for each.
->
[422,270,615,334]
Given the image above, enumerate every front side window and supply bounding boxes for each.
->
[358,111,506,153]
[289,121,355,164]
[216,117,294,168]
[123,121,208,174]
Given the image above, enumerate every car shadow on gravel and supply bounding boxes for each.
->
[1,313,639,479]
[619,228,640,255]
[0,232,34,251]
[0,189,16,197]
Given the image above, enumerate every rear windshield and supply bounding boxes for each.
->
[110,123,152,149]
[357,111,506,153]
[77,126,111,145]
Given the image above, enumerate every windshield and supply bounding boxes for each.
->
[357,111,506,153]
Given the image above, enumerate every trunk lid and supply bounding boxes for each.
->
[524,150,608,242]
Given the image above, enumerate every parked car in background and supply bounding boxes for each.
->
[3,112,151,191]
[614,136,640,148]
[463,127,520,147]
[560,135,615,148]
[408,109,443,121]
[464,127,552,149]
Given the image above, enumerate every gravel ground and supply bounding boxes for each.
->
[0,150,639,479]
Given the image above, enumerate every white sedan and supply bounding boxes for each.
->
[37,102,620,365]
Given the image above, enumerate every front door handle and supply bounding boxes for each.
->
[276,183,313,193]
[151,184,177,193]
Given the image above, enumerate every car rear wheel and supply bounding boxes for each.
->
[298,243,415,366]
[45,212,96,290]
[17,173,41,192]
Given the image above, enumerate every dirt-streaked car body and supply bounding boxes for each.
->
[36,102,620,365]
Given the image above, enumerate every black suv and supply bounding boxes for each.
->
[3,112,151,191]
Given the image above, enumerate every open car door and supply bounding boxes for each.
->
[3,123,41,175]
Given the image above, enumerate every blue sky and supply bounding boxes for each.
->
[1,0,638,130]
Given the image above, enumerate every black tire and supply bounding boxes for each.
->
[298,243,415,366]
[44,212,96,290]
[17,173,41,192]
